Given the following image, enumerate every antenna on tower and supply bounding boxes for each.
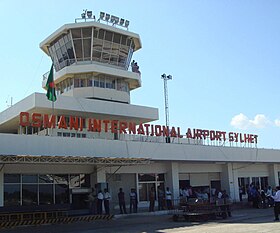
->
[161,73,172,142]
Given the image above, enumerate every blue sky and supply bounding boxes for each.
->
[0,0,280,149]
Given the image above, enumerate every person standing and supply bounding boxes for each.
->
[158,188,165,210]
[118,188,127,214]
[221,190,232,217]
[97,190,104,215]
[129,188,138,213]
[269,186,280,221]
[149,187,156,212]
[103,188,111,215]
[165,187,172,210]
[239,186,243,202]
[87,188,96,214]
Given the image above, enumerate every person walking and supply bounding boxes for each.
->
[269,186,280,221]
[118,188,127,214]
[103,188,111,215]
[149,187,156,212]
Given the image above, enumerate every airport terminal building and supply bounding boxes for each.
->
[0,11,280,212]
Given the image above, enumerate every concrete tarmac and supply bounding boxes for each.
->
[0,207,279,233]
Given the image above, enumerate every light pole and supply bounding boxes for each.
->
[161,73,172,140]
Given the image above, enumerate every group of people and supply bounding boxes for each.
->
[245,184,280,221]
[131,60,141,74]
[245,184,276,208]
[88,187,139,215]
[148,187,173,212]
[88,188,112,215]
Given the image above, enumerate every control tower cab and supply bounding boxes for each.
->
[40,10,142,104]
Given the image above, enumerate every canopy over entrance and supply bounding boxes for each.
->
[0,155,151,166]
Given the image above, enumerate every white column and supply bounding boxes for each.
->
[166,162,179,199]
[269,164,279,187]
[96,167,106,183]
[221,163,237,201]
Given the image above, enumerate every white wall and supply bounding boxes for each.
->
[0,133,280,164]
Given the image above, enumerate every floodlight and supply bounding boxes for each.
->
[125,20,130,27]
[105,13,110,21]
[81,13,86,19]
[100,12,105,20]
[119,18,125,26]
[87,11,92,18]
[110,15,115,23]
[161,73,166,79]
[114,17,119,24]
[167,75,172,80]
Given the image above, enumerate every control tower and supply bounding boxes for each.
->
[40,10,142,104]
[0,10,158,136]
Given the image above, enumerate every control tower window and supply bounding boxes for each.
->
[49,34,74,71]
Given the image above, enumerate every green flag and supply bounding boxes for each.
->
[46,64,57,102]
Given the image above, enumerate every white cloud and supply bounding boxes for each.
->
[230,113,270,129]
[230,113,250,129]
[275,119,280,127]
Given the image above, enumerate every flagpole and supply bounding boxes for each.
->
[51,66,55,136]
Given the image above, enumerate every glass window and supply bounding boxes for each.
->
[110,55,118,65]
[80,174,90,187]
[55,184,69,204]
[83,38,91,60]
[39,184,54,205]
[71,28,82,39]
[93,38,103,51]
[105,31,113,42]
[121,35,127,45]
[59,37,65,47]
[22,184,38,206]
[92,50,101,61]
[74,79,79,88]
[98,29,105,40]
[111,43,120,55]
[80,79,85,87]
[39,175,54,183]
[87,79,92,87]
[82,27,92,38]
[4,174,20,183]
[157,174,165,181]
[103,41,111,52]
[73,39,83,60]
[127,38,132,47]
[139,183,155,202]
[4,184,20,206]
[66,42,75,60]
[53,174,69,184]
[100,77,105,88]
[94,77,99,87]
[93,29,98,38]
[70,174,80,188]
[22,175,38,183]
[138,174,156,182]
[113,33,121,44]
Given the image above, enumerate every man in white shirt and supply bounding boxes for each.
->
[103,188,111,215]
[165,187,172,210]
[97,190,104,215]
[270,186,280,221]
